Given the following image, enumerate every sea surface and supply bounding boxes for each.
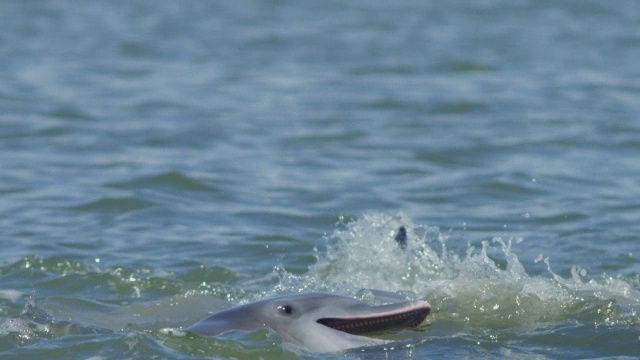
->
[1,1,640,359]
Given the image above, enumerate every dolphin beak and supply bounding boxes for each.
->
[316,301,431,335]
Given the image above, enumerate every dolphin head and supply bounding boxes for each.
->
[187,292,431,353]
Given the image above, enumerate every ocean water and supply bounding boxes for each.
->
[1,1,639,359]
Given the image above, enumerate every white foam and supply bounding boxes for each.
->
[0,318,51,336]
[159,327,187,336]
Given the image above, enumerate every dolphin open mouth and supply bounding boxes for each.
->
[316,302,431,335]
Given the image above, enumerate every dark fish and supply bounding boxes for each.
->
[394,226,407,249]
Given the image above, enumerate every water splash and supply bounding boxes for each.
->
[270,213,640,332]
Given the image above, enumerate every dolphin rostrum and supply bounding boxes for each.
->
[187,292,431,353]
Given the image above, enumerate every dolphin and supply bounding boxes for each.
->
[187,292,431,353]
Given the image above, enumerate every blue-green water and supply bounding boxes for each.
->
[1,1,639,359]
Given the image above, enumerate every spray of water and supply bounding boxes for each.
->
[269,213,640,333]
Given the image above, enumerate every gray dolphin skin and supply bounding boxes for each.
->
[187,292,431,353]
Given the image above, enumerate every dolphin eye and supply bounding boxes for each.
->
[278,304,294,315]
